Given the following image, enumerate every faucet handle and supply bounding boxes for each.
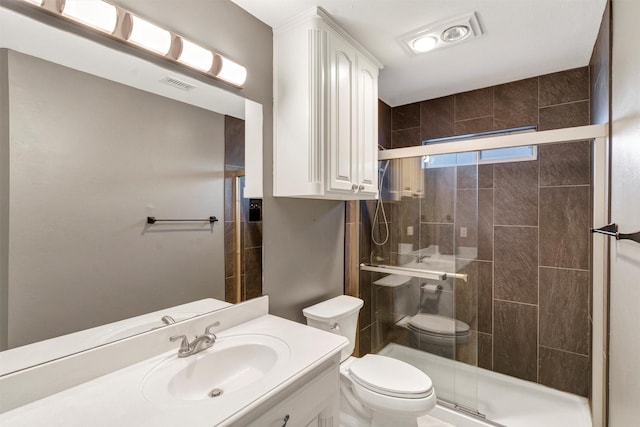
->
[169,335,190,354]
[205,322,220,338]
[161,315,176,325]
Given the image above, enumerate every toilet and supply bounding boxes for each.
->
[303,295,437,427]
[405,313,470,359]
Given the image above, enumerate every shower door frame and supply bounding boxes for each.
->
[378,123,609,427]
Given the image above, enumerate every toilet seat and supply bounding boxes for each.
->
[343,355,437,416]
[349,354,433,398]
[408,313,469,342]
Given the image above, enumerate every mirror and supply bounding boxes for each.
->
[0,3,263,375]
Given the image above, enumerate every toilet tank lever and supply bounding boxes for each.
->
[330,322,340,331]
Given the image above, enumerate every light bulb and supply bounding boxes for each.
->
[61,0,117,34]
[441,25,470,42]
[126,14,172,55]
[215,56,247,87]
[177,38,213,72]
[411,35,438,53]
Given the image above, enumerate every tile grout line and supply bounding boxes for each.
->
[454,114,494,124]
[494,297,539,308]
[539,265,591,273]
[540,184,591,189]
[539,98,590,110]
[539,344,590,359]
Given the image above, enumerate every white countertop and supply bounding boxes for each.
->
[0,314,347,426]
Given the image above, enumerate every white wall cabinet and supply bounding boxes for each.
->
[274,8,382,200]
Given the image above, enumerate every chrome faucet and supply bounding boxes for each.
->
[169,323,219,357]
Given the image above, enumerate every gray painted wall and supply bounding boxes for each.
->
[263,198,345,323]
[1,0,345,353]
[3,50,225,348]
[111,0,346,323]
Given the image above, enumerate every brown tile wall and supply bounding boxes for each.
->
[224,116,262,303]
[352,68,593,396]
[391,67,590,148]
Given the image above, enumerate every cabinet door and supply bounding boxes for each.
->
[245,366,339,427]
[357,57,379,196]
[327,32,358,193]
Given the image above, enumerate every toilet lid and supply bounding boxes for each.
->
[349,354,433,398]
[408,314,470,336]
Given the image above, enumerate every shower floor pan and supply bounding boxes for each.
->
[379,343,591,427]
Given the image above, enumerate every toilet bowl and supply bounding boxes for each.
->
[404,313,470,357]
[304,295,437,427]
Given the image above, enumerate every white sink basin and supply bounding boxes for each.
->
[141,334,290,404]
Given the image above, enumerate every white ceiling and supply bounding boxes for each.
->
[230,0,608,107]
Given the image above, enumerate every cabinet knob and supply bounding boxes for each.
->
[282,414,290,426]
[351,184,358,191]
[358,184,365,191]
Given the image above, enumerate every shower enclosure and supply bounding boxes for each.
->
[356,125,607,427]
[224,116,263,304]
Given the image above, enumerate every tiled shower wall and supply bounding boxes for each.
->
[224,116,263,303]
[350,66,593,397]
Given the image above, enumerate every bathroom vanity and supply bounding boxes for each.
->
[0,297,348,426]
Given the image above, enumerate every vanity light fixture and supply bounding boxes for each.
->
[60,0,117,34]
[17,0,248,88]
[177,38,214,72]
[124,13,172,56]
[401,12,482,55]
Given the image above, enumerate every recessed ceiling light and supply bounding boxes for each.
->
[411,35,438,53]
[400,12,483,56]
[441,25,470,42]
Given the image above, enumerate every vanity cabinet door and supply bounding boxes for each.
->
[245,366,339,427]
[266,413,318,427]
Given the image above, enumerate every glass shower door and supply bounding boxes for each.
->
[367,152,480,415]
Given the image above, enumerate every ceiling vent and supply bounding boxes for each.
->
[159,76,196,91]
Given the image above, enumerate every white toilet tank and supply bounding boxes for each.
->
[303,295,363,362]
